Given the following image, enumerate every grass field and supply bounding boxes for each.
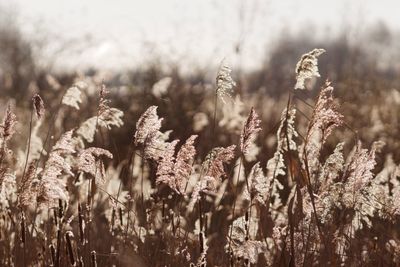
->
[0,44,399,267]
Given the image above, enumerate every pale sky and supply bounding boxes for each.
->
[2,0,400,72]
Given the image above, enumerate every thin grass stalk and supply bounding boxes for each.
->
[20,213,26,267]
[228,155,243,266]
[55,229,61,267]
[198,195,204,253]
[287,190,296,266]
[199,213,206,267]
[21,107,33,187]
[0,104,13,167]
[78,257,84,267]
[138,144,145,246]
[120,141,136,249]
[211,91,218,149]
[91,250,97,267]
[284,91,299,264]
[50,244,56,266]
[78,203,85,245]
[65,231,75,266]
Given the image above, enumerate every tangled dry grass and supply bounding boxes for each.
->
[0,48,399,267]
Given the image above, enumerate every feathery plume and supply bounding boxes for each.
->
[52,130,75,153]
[219,95,245,134]
[0,172,16,202]
[189,176,216,209]
[36,153,70,208]
[99,84,109,113]
[62,85,82,110]
[78,147,113,184]
[295,48,325,90]
[277,107,298,151]
[216,64,236,103]
[263,107,298,188]
[155,140,179,189]
[244,162,270,206]
[261,107,294,210]
[204,145,236,181]
[308,81,343,143]
[240,107,261,156]
[234,240,265,264]
[345,141,379,193]
[37,130,75,208]
[189,145,236,209]
[143,130,172,160]
[134,106,163,146]
[189,145,236,207]
[227,215,265,264]
[32,94,45,119]
[76,85,123,143]
[392,190,400,216]
[264,151,285,211]
[174,135,197,193]
[193,112,209,132]
[156,135,197,194]
[46,74,61,90]
[152,77,172,98]
[2,104,17,142]
[18,162,38,208]
[0,104,17,168]
[77,117,97,143]
[97,84,124,129]
[305,81,343,173]
[98,108,124,129]
[320,142,344,189]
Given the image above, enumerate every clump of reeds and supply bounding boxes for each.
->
[0,49,399,267]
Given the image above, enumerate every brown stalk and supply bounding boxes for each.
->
[55,229,62,267]
[91,250,97,267]
[50,244,56,266]
[65,231,75,266]
[20,213,26,266]
[78,203,85,245]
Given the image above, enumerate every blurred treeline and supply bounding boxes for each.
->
[0,8,399,167]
